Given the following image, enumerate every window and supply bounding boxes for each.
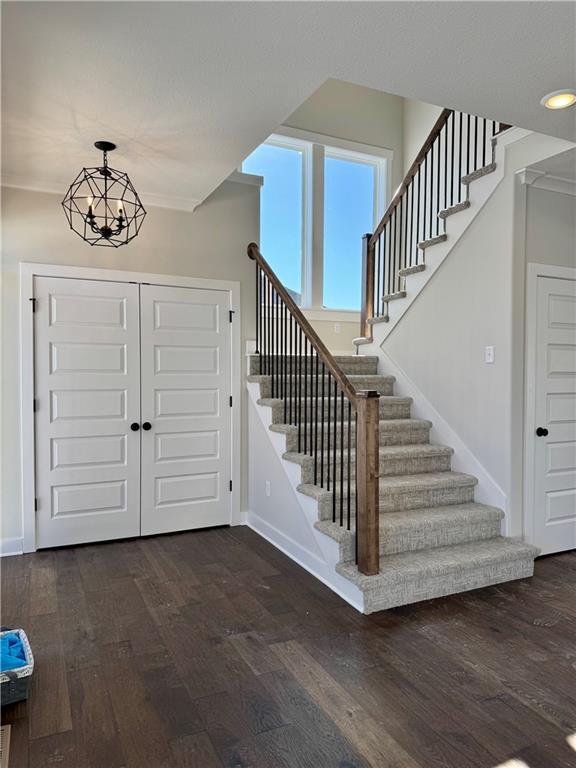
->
[242,142,304,300]
[323,152,376,310]
[242,130,389,310]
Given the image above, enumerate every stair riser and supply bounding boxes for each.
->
[379,485,475,513]
[314,484,475,521]
[281,425,430,452]
[359,557,534,613]
[256,377,394,398]
[337,520,502,562]
[266,399,411,423]
[296,454,452,484]
[249,356,378,376]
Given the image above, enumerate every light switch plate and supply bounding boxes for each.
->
[485,346,495,364]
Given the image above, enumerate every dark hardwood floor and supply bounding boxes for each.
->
[2,527,575,768]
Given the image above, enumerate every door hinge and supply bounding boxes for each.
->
[34,498,38,512]
[29,297,37,311]
[229,310,235,323]
[33,398,38,412]
[229,480,233,492]
[229,396,233,407]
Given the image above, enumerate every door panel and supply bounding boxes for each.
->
[534,276,576,554]
[35,277,141,548]
[140,285,231,535]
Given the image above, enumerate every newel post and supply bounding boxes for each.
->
[356,390,380,575]
[360,233,374,339]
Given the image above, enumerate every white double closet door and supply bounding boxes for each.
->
[34,276,232,549]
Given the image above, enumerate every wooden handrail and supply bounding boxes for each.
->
[248,241,380,575]
[247,242,359,405]
[369,108,452,247]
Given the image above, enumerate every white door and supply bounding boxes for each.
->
[532,275,576,554]
[34,277,141,548]
[139,285,232,535]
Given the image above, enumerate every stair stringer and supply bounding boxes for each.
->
[355,128,532,348]
[373,349,509,531]
[247,381,365,612]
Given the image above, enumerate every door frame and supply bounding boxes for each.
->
[20,262,242,552]
[523,261,576,546]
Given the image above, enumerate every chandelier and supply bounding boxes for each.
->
[62,141,146,247]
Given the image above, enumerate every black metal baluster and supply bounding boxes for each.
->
[409,180,414,267]
[268,278,272,375]
[296,326,302,453]
[256,267,260,372]
[429,141,434,238]
[423,154,428,241]
[416,168,421,263]
[375,236,381,318]
[332,378,337,523]
[403,189,408,272]
[327,370,332,492]
[467,113,471,176]
[474,115,478,171]
[314,349,319,479]
[303,335,308,454]
[458,112,463,203]
[289,314,293,424]
[435,136,441,236]
[347,399,351,531]
[339,390,344,527]
[482,118,486,167]
[284,303,289,421]
[392,208,397,293]
[320,361,325,487]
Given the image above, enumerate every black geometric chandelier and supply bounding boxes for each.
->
[62,141,146,247]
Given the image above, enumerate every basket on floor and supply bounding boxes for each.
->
[0,628,34,706]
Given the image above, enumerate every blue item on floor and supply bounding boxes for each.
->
[0,632,27,671]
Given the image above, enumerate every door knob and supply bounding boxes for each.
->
[536,427,549,437]
[130,422,140,431]
[142,422,152,431]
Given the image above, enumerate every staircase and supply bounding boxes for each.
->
[248,352,537,613]
[246,106,538,613]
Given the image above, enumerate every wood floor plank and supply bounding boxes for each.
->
[27,612,73,740]
[171,732,223,768]
[3,531,575,768]
[271,639,422,767]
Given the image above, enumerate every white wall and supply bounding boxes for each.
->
[402,98,443,174]
[284,78,405,190]
[380,131,575,537]
[1,179,260,547]
[526,186,576,267]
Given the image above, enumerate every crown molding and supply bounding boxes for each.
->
[0,175,202,212]
[516,167,576,196]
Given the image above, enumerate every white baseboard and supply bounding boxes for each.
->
[1,538,24,557]
[247,512,364,613]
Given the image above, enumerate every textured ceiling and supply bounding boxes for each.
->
[2,1,575,209]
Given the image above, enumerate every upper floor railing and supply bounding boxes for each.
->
[248,242,380,575]
[360,110,511,336]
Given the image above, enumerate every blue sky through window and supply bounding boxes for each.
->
[242,143,303,297]
[324,156,374,309]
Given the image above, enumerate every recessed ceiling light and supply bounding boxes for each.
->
[541,90,576,110]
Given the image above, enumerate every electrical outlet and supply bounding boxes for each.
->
[485,346,495,364]
[334,322,341,334]
[265,480,271,497]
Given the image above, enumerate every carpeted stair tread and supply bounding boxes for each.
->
[336,537,538,612]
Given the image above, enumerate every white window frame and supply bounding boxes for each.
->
[243,127,392,311]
